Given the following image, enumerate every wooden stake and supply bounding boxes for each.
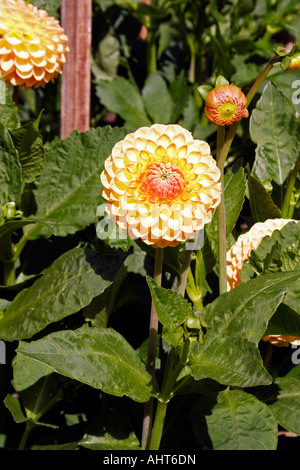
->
[60,0,92,139]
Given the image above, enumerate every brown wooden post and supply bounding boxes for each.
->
[60,0,92,140]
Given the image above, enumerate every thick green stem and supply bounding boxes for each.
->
[146,27,157,74]
[216,126,227,295]
[18,421,35,450]
[146,247,194,450]
[245,54,279,108]
[187,35,196,84]
[177,249,193,297]
[186,268,203,311]
[281,153,300,219]
[149,340,190,450]
[12,233,29,262]
[148,400,168,450]
[141,247,164,450]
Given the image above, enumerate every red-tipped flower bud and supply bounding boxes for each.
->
[204,84,249,126]
[281,51,300,72]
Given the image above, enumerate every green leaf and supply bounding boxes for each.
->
[28,0,61,18]
[142,73,173,124]
[4,394,28,423]
[285,277,300,314]
[189,336,271,388]
[12,351,69,422]
[250,82,299,185]
[17,325,153,403]
[147,276,195,347]
[10,112,44,183]
[188,271,300,388]
[95,77,151,129]
[264,302,300,338]
[202,271,300,344]
[80,431,140,450]
[266,374,300,435]
[240,221,300,282]
[25,126,127,239]
[247,173,281,222]
[0,80,19,130]
[192,389,278,450]
[91,27,120,82]
[0,247,127,341]
[4,393,57,429]
[0,219,37,243]
[0,123,22,206]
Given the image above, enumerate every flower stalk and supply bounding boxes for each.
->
[217,54,279,172]
[281,153,300,219]
[141,246,164,450]
[216,125,227,295]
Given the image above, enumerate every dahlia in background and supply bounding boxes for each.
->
[226,218,300,346]
[204,84,249,126]
[101,124,221,248]
[0,0,69,89]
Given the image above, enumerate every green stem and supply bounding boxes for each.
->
[217,54,279,172]
[216,126,227,295]
[177,249,193,297]
[245,54,279,108]
[281,153,300,219]
[214,54,279,293]
[146,27,157,74]
[149,339,190,450]
[187,35,196,83]
[146,247,194,450]
[18,421,35,450]
[186,268,203,311]
[12,233,29,262]
[1,235,15,286]
[141,247,164,450]
[148,400,168,450]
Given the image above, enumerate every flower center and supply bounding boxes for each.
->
[139,161,186,202]
[218,102,237,119]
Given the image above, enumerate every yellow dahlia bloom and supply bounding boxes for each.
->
[226,218,300,347]
[0,0,69,89]
[100,124,221,248]
[204,84,249,126]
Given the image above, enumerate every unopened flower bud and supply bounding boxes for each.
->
[1,202,23,221]
[204,84,249,126]
[281,52,300,72]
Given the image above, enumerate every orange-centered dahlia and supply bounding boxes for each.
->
[0,0,69,89]
[204,84,249,126]
[226,218,300,347]
[100,124,221,248]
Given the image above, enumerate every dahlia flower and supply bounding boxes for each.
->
[226,218,300,347]
[0,0,69,89]
[204,84,249,126]
[100,124,221,248]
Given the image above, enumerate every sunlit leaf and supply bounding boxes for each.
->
[17,325,153,403]
[250,82,299,185]
[192,388,278,450]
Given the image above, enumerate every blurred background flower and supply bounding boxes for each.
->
[0,0,69,89]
